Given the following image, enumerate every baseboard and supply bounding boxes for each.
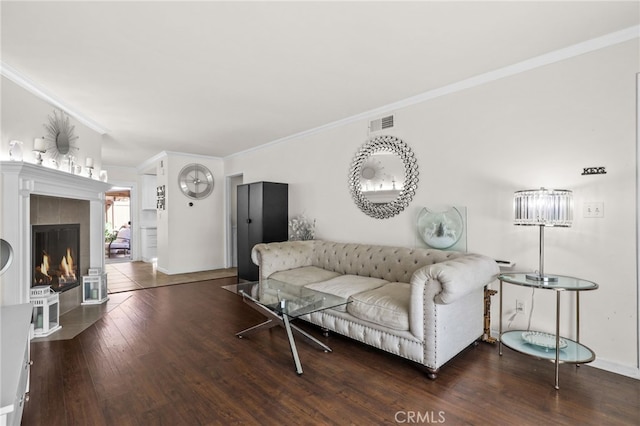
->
[588,358,640,380]
[490,328,640,380]
[156,264,232,276]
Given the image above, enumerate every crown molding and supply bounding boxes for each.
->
[225,25,640,160]
[135,150,223,173]
[0,61,109,135]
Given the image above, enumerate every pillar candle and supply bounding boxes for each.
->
[34,138,45,151]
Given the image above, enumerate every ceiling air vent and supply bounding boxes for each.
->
[369,114,394,133]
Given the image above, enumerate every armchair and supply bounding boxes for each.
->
[107,227,130,258]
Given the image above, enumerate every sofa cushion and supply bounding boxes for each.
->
[304,275,389,312]
[347,282,411,331]
[270,266,340,287]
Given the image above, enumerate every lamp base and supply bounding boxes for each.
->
[525,273,558,283]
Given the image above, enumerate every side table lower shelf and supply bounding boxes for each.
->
[500,331,595,364]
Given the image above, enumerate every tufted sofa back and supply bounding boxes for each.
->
[309,240,464,283]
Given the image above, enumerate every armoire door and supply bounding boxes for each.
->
[236,182,288,281]
[236,183,252,281]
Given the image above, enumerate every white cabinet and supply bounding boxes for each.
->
[141,174,157,210]
[0,303,33,426]
[141,227,158,262]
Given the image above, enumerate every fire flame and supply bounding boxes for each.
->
[66,248,74,273]
[40,254,51,278]
[35,248,77,286]
[58,248,77,284]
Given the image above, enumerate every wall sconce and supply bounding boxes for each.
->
[514,188,573,282]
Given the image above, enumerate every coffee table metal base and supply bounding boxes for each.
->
[236,295,332,375]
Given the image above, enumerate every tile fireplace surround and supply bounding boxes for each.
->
[0,162,111,309]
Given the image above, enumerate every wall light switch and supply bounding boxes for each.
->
[584,202,604,218]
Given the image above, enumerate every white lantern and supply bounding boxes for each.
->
[30,286,61,336]
[82,273,108,305]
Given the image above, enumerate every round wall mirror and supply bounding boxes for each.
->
[348,135,419,219]
[0,239,14,276]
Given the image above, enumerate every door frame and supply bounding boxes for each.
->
[225,172,243,268]
[107,179,137,261]
[636,73,640,372]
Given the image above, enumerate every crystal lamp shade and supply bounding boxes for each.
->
[514,188,573,227]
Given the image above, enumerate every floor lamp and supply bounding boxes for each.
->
[514,188,573,282]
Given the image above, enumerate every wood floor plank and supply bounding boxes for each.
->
[22,277,640,425]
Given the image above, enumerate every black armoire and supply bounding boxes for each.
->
[237,181,288,281]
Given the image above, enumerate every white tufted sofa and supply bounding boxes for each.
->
[251,240,499,378]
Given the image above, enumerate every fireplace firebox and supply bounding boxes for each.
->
[32,224,80,292]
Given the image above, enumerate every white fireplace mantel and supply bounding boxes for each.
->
[0,161,112,306]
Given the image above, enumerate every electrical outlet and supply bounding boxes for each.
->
[584,202,604,218]
[516,300,525,313]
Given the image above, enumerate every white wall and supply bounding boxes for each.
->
[155,152,225,274]
[225,40,639,374]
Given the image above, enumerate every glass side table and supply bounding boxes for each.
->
[498,273,598,390]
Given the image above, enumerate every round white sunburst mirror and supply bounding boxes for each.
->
[43,110,79,166]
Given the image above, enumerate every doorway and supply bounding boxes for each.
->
[105,188,132,262]
[225,173,244,268]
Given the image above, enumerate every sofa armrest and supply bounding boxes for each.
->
[407,254,498,340]
[251,240,316,279]
[412,254,499,304]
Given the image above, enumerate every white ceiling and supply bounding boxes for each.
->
[2,1,639,168]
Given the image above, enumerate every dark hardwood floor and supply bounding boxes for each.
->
[23,278,639,425]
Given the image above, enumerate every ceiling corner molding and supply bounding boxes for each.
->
[136,150,223,172]
[392,24,640,110]
[0,61,109,135]
[136,151,168,174]
[225,24,640,160]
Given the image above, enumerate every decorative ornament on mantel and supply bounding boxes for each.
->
[33,137,45,165]
[9,140,24,161]
[43,109,79,168]
[85,157,94,178]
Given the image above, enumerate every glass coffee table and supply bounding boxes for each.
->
[223,279,349,375]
